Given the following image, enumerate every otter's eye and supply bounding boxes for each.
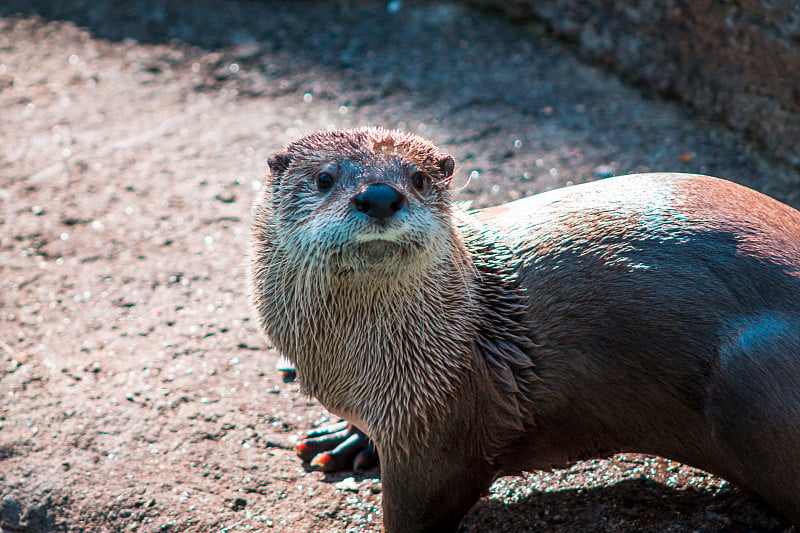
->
[316,172,335,192]
[411,171,427,191]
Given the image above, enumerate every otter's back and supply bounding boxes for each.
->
[479,173,800,295]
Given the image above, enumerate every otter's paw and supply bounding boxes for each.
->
[296,421,378,472]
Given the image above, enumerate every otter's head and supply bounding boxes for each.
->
[260,127,456,277]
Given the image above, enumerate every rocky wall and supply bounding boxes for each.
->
[472,0,800,169]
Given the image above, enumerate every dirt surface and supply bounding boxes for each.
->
[1,1,797,532]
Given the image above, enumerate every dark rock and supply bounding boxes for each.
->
[231,497,247,511]
[0,494,56,533]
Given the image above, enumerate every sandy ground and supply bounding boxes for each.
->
[1,1,797,531]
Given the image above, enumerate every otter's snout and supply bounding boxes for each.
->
[351,184,406,220]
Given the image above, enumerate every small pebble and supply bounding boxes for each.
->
[335,477,360,492]
[214,192,235,203]
[594,165,614,179]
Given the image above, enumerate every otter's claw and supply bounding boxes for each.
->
[296,422,378,472]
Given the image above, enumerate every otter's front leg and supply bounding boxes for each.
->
[380,446,496,533]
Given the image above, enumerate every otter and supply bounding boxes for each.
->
[248,127,800,532]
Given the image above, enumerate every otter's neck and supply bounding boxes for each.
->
[269,233,477,454]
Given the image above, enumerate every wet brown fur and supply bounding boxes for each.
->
[248,128,800,531]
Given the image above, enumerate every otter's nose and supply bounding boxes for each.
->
[351,184,405,220]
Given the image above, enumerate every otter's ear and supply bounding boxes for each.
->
[438,154,455,184]
[268,152,292,177]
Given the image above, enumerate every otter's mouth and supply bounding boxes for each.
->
[354,240,404,262]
